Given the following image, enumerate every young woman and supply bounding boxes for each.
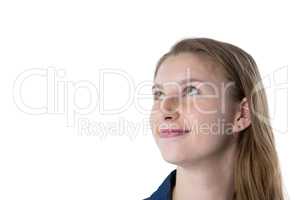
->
[145,38,284,200]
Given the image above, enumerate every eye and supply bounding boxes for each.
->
[153,90,165,101]
[182,85,200,97]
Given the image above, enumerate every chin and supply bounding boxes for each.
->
[160,148,195,166]
[163,156,187,166]
[162,155,202,168]
[160,147,215,168]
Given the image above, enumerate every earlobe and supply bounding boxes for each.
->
[232,97,252,135]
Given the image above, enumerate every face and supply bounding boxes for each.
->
[150,52,239,168]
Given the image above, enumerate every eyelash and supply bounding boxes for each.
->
[182,85,200,97]
[153,85,200,101]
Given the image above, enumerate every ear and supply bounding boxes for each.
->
[232,97,251,136]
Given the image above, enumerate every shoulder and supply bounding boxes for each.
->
[143,169,176,200]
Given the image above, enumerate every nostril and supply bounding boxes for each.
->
[164,116,172,120]
[163,111,179,121]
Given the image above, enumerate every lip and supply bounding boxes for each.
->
[159,128,190,138]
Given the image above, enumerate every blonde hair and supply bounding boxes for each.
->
[154,38,284,200]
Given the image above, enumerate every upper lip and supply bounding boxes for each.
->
[159,128,190,133]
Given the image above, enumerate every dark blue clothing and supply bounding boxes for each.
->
[144,169,176,200]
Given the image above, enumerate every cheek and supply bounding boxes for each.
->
[186,132,233,162]
[149,110,156,134]
[183,97,220,114]
[183,96,236,134]
[181,100,234,157]
[182,98,222,130]
[149,103,161,138]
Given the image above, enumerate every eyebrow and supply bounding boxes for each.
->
[152,78,205,90]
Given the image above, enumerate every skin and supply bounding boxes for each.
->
[150,52,251,200]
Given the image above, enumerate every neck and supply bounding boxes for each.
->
[172,143,237,200]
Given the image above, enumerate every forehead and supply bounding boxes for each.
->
[154,52,226,86]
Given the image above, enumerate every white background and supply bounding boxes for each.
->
[0,0,298,199]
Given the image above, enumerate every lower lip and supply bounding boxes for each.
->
[159,129,190,138]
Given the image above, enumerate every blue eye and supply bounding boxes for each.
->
[183,86,200,97]
[153,91,165,101]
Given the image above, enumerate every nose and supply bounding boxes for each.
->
[161,95,180,121]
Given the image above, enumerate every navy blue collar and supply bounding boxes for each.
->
[145,169,176,200]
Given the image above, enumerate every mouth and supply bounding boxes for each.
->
[159,128,191,138]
